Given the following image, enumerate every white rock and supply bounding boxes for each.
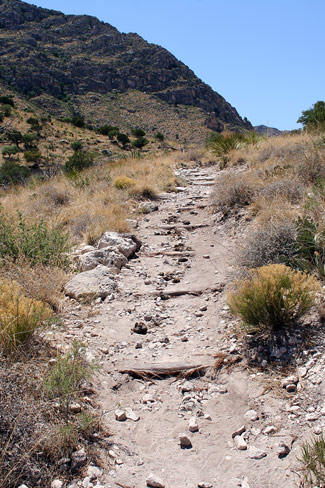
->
[115,409,126,421]
[234,435,247,450]
[281,375,298,388]
[204,414,212,420]
[18,485,29,488]
[80,245,95,254]
[247,446,267,459]
[65,265,116,300]
[232,425,246,438]
[278,442,290,458]
[198,483,213,488]
[263,425,276,435]
[79,248,127,272]
[98,232,141,258]
[241,478,251,488]
[179,433,192,448]
[306,413,319,421]
[125,407,140,421]
[244,409,259,421]
[142,393,155,404]
[87,465,103,480]
[82,477,92,488]
[251,427,261,436]
[51,480,63,488]
[69,402,81,413]
[146,473,165,488]
[189,416,199,432]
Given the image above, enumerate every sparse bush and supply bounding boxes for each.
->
[155,132,165,141]
[114,175,135,190]
[0,279,52,354]
[0,160,30,185]
[297,145,325,183]
[64,150,95,173]
[239,220,297,269]
[70,140,83,152]
[213,173,259,217]
[0,212,70,268]
[260,178,304,204]
[44,341,95,413]
[299,434,325,487]
[228,264,320,331]
[293,216,325,278]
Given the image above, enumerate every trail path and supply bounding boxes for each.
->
[61,165,306,488]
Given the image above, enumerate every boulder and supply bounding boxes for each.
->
[65,265,116,300]
[97,232,141,258]
[79,247,128,272]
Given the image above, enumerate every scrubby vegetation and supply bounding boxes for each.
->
[228,264,320,331]
[299,434,325,487]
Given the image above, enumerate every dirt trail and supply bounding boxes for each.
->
[61,166,304,488]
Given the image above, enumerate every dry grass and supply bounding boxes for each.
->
[0,153,177,246]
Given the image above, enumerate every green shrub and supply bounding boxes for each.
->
[0,212,70,268]
[44,341,94,412]
[64,150,94,173]
[293,217,325,278]
[207,132,246,156]
[132,136,149,149]
[7,130,23,146]
[23,149,42,166]
[132,128,146,137]
[107,128,120,140]
[0,279,52,354]
[71,113,85,128]
[70,141,83,152]
[2,145,20,159]
[0,160,30,185]
[228,264,320,331]
[299,434,325,487]
[98,124,119,136]
[22,132,38,149]
[0,96,14,107]
[155,132,165,141]
[117,133,130,146]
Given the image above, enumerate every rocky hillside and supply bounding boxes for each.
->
[0,0,252,140]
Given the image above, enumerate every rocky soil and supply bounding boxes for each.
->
[49,164,325,488]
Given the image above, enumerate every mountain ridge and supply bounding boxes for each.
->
[0,0,252,139]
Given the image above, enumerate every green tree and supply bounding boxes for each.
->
[98,125,119,136]
[298,101,325,131]
[155,132,165,141]
[24,149,42,166]
[0,160,30,185]
[22,132,38,149]
[0,96,14,107]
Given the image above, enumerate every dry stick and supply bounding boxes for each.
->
[119,362,208,378]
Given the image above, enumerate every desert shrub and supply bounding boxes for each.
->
[0,95,14,107]
[130,185,158,200]
[70,140,83,152]
[292,216,325,278]
[114,175,135,190]
[0,279,52,353]
[44,341,95,413]
[1,258,68,311]
[98,124,119,136]
[207,132,245,156]
[259,178,304,204]
[7,130,23,146]
[2,145,20,159]
[132,128,146,137]
[0,212,70,268]
[239,220,297,269]
[117,133,130,146]
[297,145,325,183]
[107,128,120,140]
[40,184,71,207]
[71,113,85,128]
[228,264,320,331]
[132,136,149,149]
[0,160,30,185]
[64,150,94,173]
[22,132,38,149]
[24,149,42,166]
[213,173,259,217]
[155,132,165,141]
[299,434,325,487]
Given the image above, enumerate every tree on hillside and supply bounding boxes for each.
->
[117,133,130,147]
[298,101,325,131]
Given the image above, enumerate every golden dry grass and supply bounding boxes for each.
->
[0,153,177,246]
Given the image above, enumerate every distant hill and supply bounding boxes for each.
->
[0,0,252,141]
[254,125,282,137]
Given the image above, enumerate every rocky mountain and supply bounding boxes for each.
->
[254,125,282,137]
[0,0,252,140]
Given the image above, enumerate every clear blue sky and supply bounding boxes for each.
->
[25,0,324,130]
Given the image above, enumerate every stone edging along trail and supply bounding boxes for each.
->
[56,164,323,488]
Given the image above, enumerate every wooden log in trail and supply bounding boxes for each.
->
[119,361,208,378]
